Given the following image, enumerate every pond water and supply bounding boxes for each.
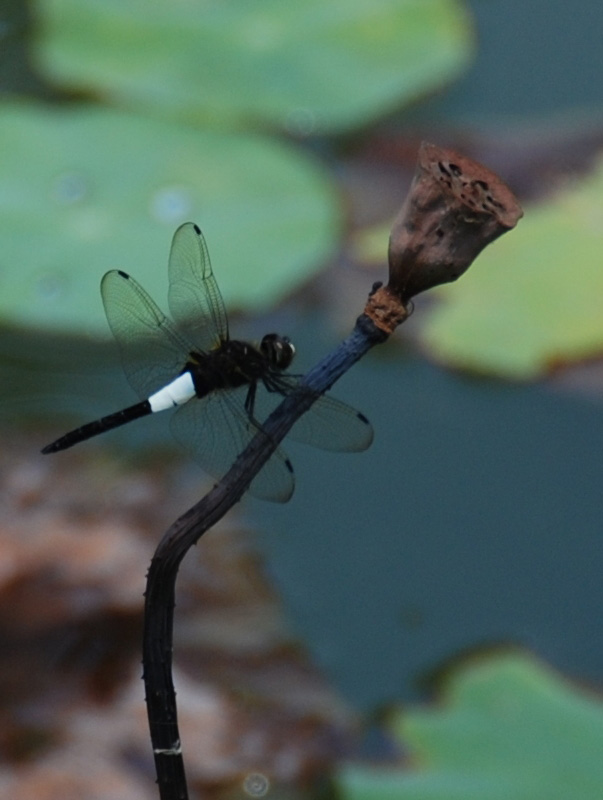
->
[252,323,603,708]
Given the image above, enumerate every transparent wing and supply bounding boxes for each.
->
[168,222,229,352]
[289,394,374,451]
[170,388,295,503]
[101,269,191,399]
[252,378,374,452]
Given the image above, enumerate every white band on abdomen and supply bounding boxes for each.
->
[148,371,196,412]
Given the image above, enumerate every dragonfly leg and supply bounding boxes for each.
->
[244,382,258,417]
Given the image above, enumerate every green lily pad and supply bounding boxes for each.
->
[33,0,473,133]
[0,102,339,335]
[421,159,603,378]
[339,653,603,799]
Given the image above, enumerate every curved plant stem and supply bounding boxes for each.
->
[142,142,523,799]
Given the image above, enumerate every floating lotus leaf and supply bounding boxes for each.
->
[33,0,473,133]
[0,102,339,334]
[339,653,603,799]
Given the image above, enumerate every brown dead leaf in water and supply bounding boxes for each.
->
[0,432,355,798]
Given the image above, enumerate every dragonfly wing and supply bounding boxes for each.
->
[170,388,295,503]
[101,270,191,400]
[167,222,229,352]
[253,379,374,452]
[289,394,373,451]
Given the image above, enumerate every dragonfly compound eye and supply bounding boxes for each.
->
[260,334,296,369]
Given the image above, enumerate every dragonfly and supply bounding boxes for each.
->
[42,222,373,502]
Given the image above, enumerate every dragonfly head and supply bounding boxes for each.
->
[260,333,296,370]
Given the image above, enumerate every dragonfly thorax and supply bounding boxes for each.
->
[186,334,294,398]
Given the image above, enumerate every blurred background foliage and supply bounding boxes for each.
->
[1,0,471,333]
[1,0,602,374]
[34,0,471,133]
[339,653,603,800]
[3,1,603,798]
[0,101,341,332]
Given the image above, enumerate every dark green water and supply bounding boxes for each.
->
[252,342,603,707]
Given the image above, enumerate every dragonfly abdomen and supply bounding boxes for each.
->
[41,400,152,453]
[41,373,195,455]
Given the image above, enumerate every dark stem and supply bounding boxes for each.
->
[142,142,523,799]
[143,315,388,800]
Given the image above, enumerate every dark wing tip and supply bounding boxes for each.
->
[192,223,201,235]
[41,443,56,454]
[116,270,130,279]
[274,461,295,503]
[249,457,295,503]
[354,411,374,450]
[348,411,375,453]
